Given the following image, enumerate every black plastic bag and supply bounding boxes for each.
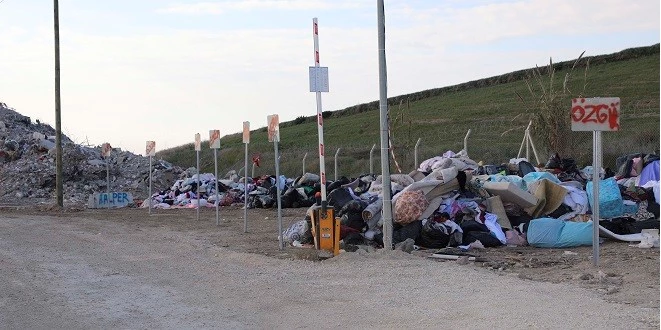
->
[416,220,451,249]
[392,221,422,245]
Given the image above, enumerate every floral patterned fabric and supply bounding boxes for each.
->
[394,190,429,224]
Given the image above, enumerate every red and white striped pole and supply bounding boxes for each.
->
[313,17,328,212]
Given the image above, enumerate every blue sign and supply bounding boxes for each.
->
[88,192,134,209]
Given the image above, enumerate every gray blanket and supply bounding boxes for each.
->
[362,197,383,230]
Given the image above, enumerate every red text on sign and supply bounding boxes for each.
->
[571,98,620,130]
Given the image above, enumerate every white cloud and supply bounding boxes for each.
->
[1,0,658,155]
[157,0,364,15]
[387,0,659,45]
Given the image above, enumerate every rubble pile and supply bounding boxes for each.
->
[0,103,185,205]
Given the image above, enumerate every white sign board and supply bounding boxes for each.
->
[101,143,112,158]
[267,115,280,143]
[243,121,250,144]
[209,130,221,149]
[145,141,156,156]
[571,97,620,131]
[194,133,201,151]
[309,66,329,92]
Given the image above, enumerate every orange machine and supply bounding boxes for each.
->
[311,207,340,256]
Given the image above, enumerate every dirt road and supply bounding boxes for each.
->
[0,206,658,329]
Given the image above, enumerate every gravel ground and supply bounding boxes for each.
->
[0,207,659,329]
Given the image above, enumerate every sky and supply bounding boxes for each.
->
[0,0,659,156]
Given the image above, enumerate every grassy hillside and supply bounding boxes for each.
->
[158,44,660,179]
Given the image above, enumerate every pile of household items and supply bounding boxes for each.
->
[279,150,660,250]
[146,147,660,250]
[139,169,318,209]
[5,99,657,252]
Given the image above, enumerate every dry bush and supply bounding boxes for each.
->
[517,52,590,158]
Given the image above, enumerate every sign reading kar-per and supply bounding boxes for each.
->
[571,97,620,131]
[88,192,134,208]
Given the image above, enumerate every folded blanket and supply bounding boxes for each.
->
[360,197,382,230]
[362,197,383,221]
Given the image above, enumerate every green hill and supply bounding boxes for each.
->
[158,44,660,179]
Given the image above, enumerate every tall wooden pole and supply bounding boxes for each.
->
[54,0,64,207]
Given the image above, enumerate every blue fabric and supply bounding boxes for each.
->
[522,171,561,185]
[586,177,624,219]
[622,203,638,215]
[277,175,287,190]
[638,160,660,187]
[488,174,526,190]
[556,221,593,248]
[527,218,563,248]
[527,217,593,248]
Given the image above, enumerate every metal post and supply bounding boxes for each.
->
[244,142,249,233]
[334,148,341,181]
[251,162,255,178]
[370,144,376,174]
[378,0,393,250]
[196,149,200,221]
[194,133,201,220]
[148,155,152,215]
[214,148,219,226]
[54,0,63,207]
[520,121,533,161]
[414,138,421,171]
[528,129,541,165]
[463,129,471,157]
[106,158,110,209]
[274,140,283,249]
[302,152,308,176]
[526,128,530,161]
[592,131,601,266]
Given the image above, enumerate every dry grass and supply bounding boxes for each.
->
[518,52,589,156]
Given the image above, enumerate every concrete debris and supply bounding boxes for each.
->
[0,103,185,205]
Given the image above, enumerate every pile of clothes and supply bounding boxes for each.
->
[142,149,660,251]
[140,169,321,210]
[282,150,660,250]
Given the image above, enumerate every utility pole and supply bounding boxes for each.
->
[54,0,64,207]
[377,0,393,249]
